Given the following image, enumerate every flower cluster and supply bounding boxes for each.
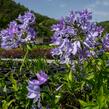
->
[27,71,48,102]
[0,12,36,49]
[51,9,104,64]
[103,33,109,51]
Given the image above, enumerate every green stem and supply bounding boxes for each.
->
[20,47,29,72]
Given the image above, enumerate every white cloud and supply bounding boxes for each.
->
[93,10,109,21]
[93,10,109,20]
[88,0,109,9]
[97,0,109,6]
[103,2,109,6]
[85,0,109,21]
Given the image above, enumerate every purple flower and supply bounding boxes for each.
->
[0,12,36,49]
[103,33,109,51]
[0,27,19,49]
[51,10,104,66]
[27,82,40,101]
[8,21,19,34]
[17,11,35,24]
[78,9,92,22]
[27,71,48,102]
[36,70,48,85]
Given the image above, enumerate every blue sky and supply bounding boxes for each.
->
[15,0,109,22]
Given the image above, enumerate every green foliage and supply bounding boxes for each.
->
[1,47,109,108]
[2,99,15,109]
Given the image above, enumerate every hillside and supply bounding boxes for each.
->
[98,21,109,33]
[0,0,57,38]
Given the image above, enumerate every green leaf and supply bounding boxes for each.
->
[10,73,18,91]
[86,73,94,80]
[79,100,97,109]
[27,44,31,51]
[2,100,8,109]
[3,85,7,92]
[55,94,61,104]
[2,100,14,109]
[68,70,73,82]
[7,99,15,107]
[97,86,106,108]
[79,99,87,106]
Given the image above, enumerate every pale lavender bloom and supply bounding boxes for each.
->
[18,27,36,43]
[78,9,92,22]
[27,71,48,102]
[51,48,62,56]
[62,26,76,35]
[36,70,48,85]
[0,26,19,49]
[51,10,104,66]
[27,81,40,101]
[17,11,35,24]
[51,36,62,45]
[103,33,109,50]
[0,12,36,49]
[8,21,19,34]
[52,24,63,31]
[52,18,65,31]
[87,23,104,39]
[72,41,81,55]
[60,55,70,64]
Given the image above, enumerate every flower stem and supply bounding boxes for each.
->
[20,46,29,72]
